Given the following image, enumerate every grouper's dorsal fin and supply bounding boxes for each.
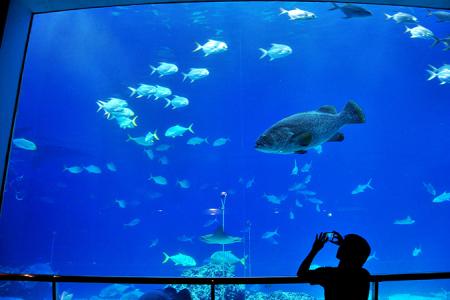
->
[317,105,337,114]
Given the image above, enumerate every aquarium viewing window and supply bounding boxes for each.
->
[1,0,450,299]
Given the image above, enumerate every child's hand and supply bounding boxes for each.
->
[311,232,328,252]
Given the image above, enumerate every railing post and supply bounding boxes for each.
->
[373,280,379,300]
[52,278,57,300]
[210,279,215,300]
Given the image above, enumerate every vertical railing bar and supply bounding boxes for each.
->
[374,280,379,300]
[52,278,57,300]
[211,280,215,300]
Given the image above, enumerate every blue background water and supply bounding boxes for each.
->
[1,1,450,298]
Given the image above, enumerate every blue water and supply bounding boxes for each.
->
[1,1,450,298]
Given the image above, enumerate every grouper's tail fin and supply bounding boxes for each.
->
[341,101,365,124]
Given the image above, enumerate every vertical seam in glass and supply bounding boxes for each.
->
[0,12,35,213]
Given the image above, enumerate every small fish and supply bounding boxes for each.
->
[279,7,316,20]
[295,199,303,208]
[150,62,178,77]
[301,162,312,173]
[405,25,440,47]
[153,85,172,100]
[177,179,190,189]
[124,218,140,227]
[162,252,196,267]
[127,135,154,147]
[384,12,418,23]
[128,84,156,98]
[149,238,159,248]
[13,138,37,150]
[433,191,450,203]
[291,160,299,176]
[203,218,218,227]
[352,179,374,195]
[259,44,292,61]
[182,68,210,83]
[422,182,436,196]
[262,228,280,239]
[159,156,169,165]
[412,247,422,257]
[84,165,102,174]
[289,182,306,191]
[213,137,230,147]
[187,137,209,145]
[307,197,323,205]
[144,149,155,160]
[149,175,168,185]
[394,215,415,225]
[144,130,159,143]
[194,39,228,56]
[255,102,365,155]
[263,193,287,204]
[427,10,450,22]
[246,177,255,189]
[115,199,126,208]
[165,124,194,138]
[116,116,138,129]
[155,144,171,152]
[63,166,83,174]
[427,64,450,85]
[289,211,295,220]
[367,251,378,262]
[210,251,247,266]
[165,95,189,110]
[299,190,316,196]
[177,235,194,243]
[329,3,372,18]
[106,162,117,172]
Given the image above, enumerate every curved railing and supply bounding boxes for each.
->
[2,272,450,300]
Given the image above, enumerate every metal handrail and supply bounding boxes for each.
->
[2,272,450,300]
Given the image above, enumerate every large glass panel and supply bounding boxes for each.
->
[378,280,450,300]
[1,2,449,280]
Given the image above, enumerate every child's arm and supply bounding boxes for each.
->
[297,232,327,276]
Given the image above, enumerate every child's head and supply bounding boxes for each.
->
[336,234,371,268]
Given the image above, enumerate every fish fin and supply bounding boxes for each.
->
[159,74,164,78]
[136,95,143,99]
[404,26,411,33]
[292,132,313,147]
[317,105,337,114]
[279,8,288,15]
[240,255,248,266]
[190,79,194,83]
[131,116,138,127]
[327,132,345,142]
[96,101,104,112]
[367,178,374,189]
[426,9,433,16]
[164,99,171,108]
[153,130,159,141]
[259,48,268,59]
[150,65,157,75]
[188,123,194,134]
[193,42,203,52]
[205,137,209,144]
[427,70,437,81]
[126,135,133,142]
[128,87,136,97]
[162,252,170,263]
[329,3,340,10]
[384,13,392,20]
[182,73,188,81]
[341,100,365,124]
[431,36,440,47]
[295,150,308,154]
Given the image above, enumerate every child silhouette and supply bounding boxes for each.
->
[297,232,371,300]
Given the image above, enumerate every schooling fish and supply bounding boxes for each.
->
[394,216,415,225]
[329,3,372,18]
[182,68,209,83]
[150,62,178,77]
[13,138,37,151]
[165,124,194,138]
[279,7,316,20]
[259,44,292,61]
[385,12,418,23]
[162,252,196,267]
[255,101,365,155]
[194,39,228,56]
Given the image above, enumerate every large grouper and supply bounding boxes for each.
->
[255,101,365,154]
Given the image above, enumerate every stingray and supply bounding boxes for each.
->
[200,226,242,245]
